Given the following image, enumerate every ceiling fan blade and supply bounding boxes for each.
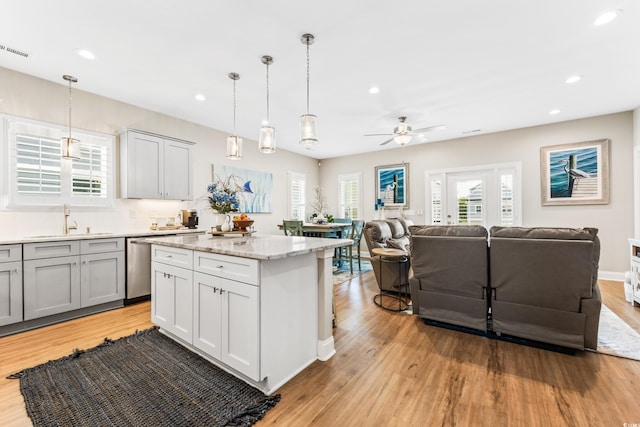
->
[411,125,446,134]
[364,133,393,137]
[379,137,395,146]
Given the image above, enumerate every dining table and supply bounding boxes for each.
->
[278,222,352,238]
[298,222,352,238]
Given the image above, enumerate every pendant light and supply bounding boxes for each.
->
[226,72,243,160]
[299,33,318,147]
[61,75,81,160]
[258,55,276,153]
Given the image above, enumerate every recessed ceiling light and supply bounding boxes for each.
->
[594,10,620,26]
[368,86,379,94]
[194,93,206,101]
[549,109,561,115]
[565,75,581,84]
[76,49,95,60]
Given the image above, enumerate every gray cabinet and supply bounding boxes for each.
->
[80,238,125,307]
[0,245,23,326]
[23,238,125,320]
[23,241,81,320]
[120,129,194,200]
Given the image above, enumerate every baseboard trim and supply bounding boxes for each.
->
[599,270,625,282]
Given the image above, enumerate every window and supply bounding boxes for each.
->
[288,171,306,220]
[3,115,115,208]
[426,162,521,228]
[338,172,362,218]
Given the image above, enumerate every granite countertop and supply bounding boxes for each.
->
[146,233,353,260]
[1,228,203,245]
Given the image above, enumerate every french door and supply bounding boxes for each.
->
[427,163,521,228]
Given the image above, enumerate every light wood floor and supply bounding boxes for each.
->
[1,274,640,426]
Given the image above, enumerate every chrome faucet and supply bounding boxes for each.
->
[63,204,78,235]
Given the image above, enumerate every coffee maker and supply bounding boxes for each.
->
[181,209,198,229]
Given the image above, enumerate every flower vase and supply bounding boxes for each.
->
[221,215,232,232]
[215,213,226,231]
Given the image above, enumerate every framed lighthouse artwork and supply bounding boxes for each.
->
[540,139,610,206]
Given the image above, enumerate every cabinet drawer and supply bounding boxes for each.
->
[24,241,80,260]
[0,244,22,263]
[152,245,193,269]
[81,237,125,254]
[194,252,259,285]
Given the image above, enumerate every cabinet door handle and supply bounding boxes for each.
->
[213,287,218,293]
[220,289,225,294]
[216,265,224,269]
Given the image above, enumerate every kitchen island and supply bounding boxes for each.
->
[145,233,351,394]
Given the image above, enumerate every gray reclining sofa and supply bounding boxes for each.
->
[408,225,601,350]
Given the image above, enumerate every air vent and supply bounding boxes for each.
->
[0,43,30,58]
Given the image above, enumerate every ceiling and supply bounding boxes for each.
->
[1,1,639,159]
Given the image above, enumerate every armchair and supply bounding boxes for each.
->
[363,219,412,293]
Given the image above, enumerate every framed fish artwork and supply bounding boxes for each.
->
[212,165,273,213]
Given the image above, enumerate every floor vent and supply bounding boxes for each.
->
[0,43,30,58]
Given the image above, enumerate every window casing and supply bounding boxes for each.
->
[3,115,115,208]
[288,171,306,220]
[338,172,362,218]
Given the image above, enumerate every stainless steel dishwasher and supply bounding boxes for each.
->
[126,236,173,303]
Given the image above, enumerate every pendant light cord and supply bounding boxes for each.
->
[306,39,310,114]
[233,77,237,136]
[67,79,73,140]
[266,61,270,123]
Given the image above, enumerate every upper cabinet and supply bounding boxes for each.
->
[120,129,194,200]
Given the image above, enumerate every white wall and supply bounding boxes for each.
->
[0,67,320,238]
[320,112,634,276]
[1,66,634,276]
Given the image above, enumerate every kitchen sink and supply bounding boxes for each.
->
[28,232,114,239]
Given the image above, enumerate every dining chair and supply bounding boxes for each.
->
[331,218,352,239]
[338,219,364,274]
[282,220,304,236]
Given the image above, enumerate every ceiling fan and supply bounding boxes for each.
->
[365,116,445,146]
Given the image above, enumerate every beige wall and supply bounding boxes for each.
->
[320,112,634,276]
[0,67,320,238]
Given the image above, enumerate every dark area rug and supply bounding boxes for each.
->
[9,327,280,427]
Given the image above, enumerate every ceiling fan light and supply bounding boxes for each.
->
[258,125,276,153]
[226,135,243,160]
[394,134,412,145]
[300,114,318,147]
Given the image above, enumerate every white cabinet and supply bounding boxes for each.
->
[151,243,318,394]
[630,240,640,306]
[193,271,259,380]
[120,129,194,200]
[23,238,125,320]
[151,247,194,343]
[0,245,22,326]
